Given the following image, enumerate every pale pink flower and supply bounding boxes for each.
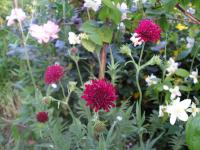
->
[29,21,60,44]
[29,24,49,44]
[43,21,60,40]
[6,8,26,26]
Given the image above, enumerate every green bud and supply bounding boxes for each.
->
[93,121,107,134]
[120,45,132,57]
[68,81,77,92]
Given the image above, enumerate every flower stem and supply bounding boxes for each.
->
[75,60,84,86]
[18,20,37,90]
[87,9,91,21]
[138,44,145,66]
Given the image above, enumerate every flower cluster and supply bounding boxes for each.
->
[29,21,60,44]
[6,8,26,26]
[130,19,161,46]
[84,0,102,12]
[81,79,118,112]
[160,84,200,125]
[44,64,64,85]
[145,74,159,86]
[68,32,88,45]
[116,2,128,20]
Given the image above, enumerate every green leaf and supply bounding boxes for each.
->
[98,27,113,43]
[158,14,169,32]
[175,69,190,77]
[179,85,192,92]
[89,33,103,46]
[81,39,96,52]
[80,21,97,33]
[186,114,200,150]
[102,0,115,9]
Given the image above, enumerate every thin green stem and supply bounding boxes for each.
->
[87,9,91,21]
[136,69,142,104]
[138,44,145,66]
[187,46,199,98]
[66,90,76,120]
[75,60,84,86]
[18,19,37,90]
[59,81,66,98]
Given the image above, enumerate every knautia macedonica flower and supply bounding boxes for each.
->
[81,79,118,112]
[36,111,48,123]
[131,19,161,46]
[44,64,64,85]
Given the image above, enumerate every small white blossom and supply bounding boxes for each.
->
[189,69,198,84]
[130,33,143,47]
[186,37,195,49]
[51,83,57,88]
[166,58,178,76]
[163,85,169,90]
[116,2,128,20]
[117,22,126,31]
[187,102,200,117]
[159,105,167,117]
[187,7,196,15]
[169,86,181,100]
[68,32,81,45]
[145,74,159,86]
[116,116,123,121]
[166,98,191,125]
[84,0,102,12]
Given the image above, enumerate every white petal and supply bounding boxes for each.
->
[180,99,191,109]
[170,114,177,125]
[177,111,188,121]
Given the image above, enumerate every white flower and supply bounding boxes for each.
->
[163,85,169,90]
[116,116,123,121]
[116,2,128,20]
[166,58,178,76]
[6,8,26,26]
[169,86,181,100]
[145,74,159,86]
[117,22,126,31]
[187,102,200,117]
[130,33,143,47]
[187,7,195,14]
[84,0,102,12]
[186,37,195,49]
[166,98,191,125]
[68,32,81,45]
[189,69,198,84]
[159,105,167,117]
[51,83,57,88]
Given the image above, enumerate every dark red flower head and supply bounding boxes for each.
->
[81,79,118,112]
[134,19,162,43]
[44,64,64,85]
[36,111,48,123]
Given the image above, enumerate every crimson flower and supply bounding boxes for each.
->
[44,64,64,85]
[81,79,118,112]
[36,111,48,123]
[134,19,162,43]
